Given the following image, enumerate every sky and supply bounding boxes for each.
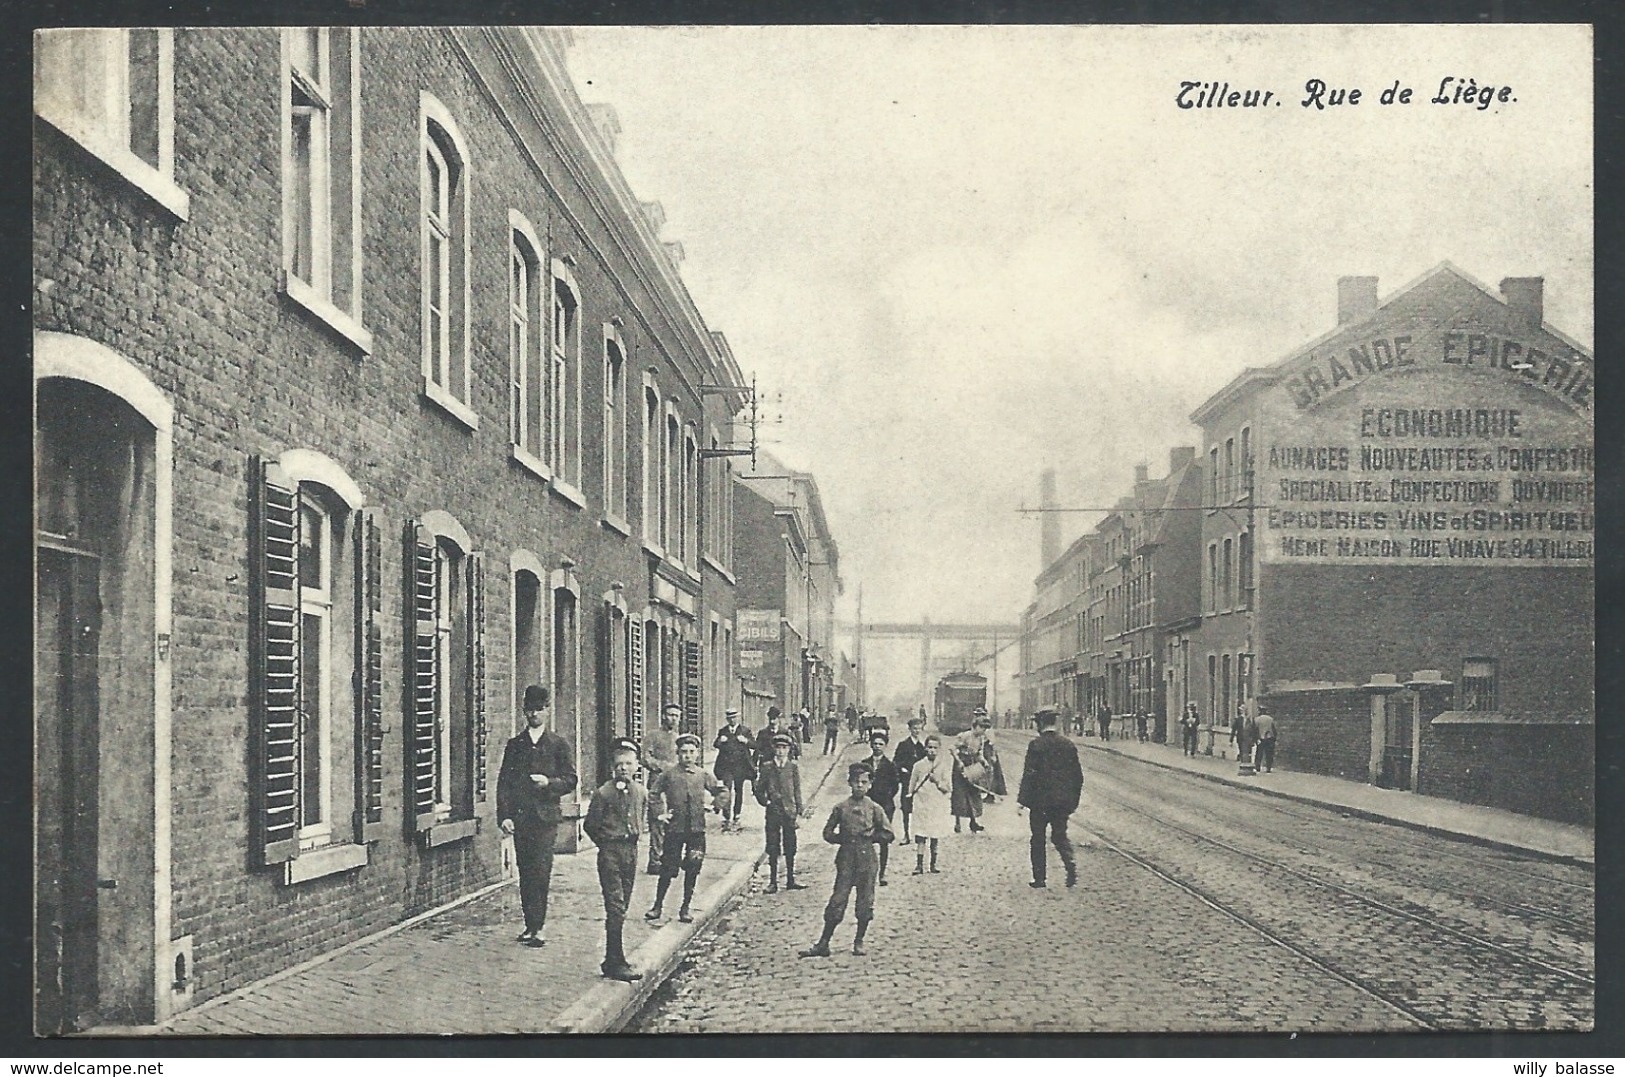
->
[565,24,1592,649]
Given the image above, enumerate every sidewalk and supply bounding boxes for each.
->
[155,740,864,1037]
[1079,734,1594,866]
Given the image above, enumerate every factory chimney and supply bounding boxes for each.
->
[1040,469,1060,571]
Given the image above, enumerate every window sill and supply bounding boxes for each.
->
[701,555,736,586]
[281,842,369,885]
[281,275,374,355]
[511,444,553,483]
[550,478,588,510]
[641,538,666,560]
[601,513,631,537]
[421,378,479,431]
[422,817,480,848]
[38,109,191,222]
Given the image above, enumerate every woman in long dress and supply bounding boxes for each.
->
[906,736,953,874]
[951,711,1007,832]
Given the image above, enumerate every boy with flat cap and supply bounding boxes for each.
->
[646,733,724,924]
[863,729,901,886]
[583,742,647,981]
[893,715,928,843]
[799,761,893,958]
[754,732,809,893]
[644,704,681,875]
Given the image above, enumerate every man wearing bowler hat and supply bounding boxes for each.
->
[497,685,578,946]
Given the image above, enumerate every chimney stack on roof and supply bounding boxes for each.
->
[1500,277,1544,328]
[1337,276,1380,324]
[1134,463,1149,484]
[1040,469,1060,571]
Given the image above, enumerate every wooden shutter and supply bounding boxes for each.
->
[627,619,643,742]
[406,522,438,832]
[354,508,386,842]
[684,639,702,737]
[467,551,488,804]
[250,456,300,866]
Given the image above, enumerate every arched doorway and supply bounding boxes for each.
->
[36,374,163,1032]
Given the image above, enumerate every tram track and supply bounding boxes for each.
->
[1096,789,1594,989]
[1071,821,1440,1031]
[1088,760,1594,939]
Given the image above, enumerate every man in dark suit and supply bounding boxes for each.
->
[1017,706,1082,889]
[497,685,578,946]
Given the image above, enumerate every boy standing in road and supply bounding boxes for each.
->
[799,762,893,958]
[646,733,724,924]
[1018,706,1082,889]
[644,704,681,875]
[863,729,901,886]
[893,715,928,843]
[583,743,647,981]
[754,732,809,893]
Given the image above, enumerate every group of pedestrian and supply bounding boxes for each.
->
[498,685,1098,979]
[1230,704,1278,771]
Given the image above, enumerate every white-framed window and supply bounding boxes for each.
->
[406,512,487,837]
[34,28,187,219]
[432,539,457,816]
[664,409,680,556]
[1224,437,1236,501]
[1209,447,1219,507]
[1461,658,1498,712]
[641,377,660,547]
[1207,543,1218,614]
[1239,426,1252,499]
[549,261,581,488]
[280,29,367,350]
[683,426,698,566]
[1238,530,1253,606]
[508,213,546,470]
[250,451,380,878]
[1222,536,1234,609]
[603,325,627,520]
[419,94,473,427]
[297,495,335,845]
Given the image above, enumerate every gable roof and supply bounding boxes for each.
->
[1190,262,1593,426]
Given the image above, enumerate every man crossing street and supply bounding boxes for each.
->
[1017,706,1082,889]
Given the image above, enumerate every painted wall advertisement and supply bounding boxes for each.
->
[1260,320,1593,567]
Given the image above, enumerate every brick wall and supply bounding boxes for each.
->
[1259,687,1370,782]
[1263,565,1593,719]
[35,27,738,1007]
[1421,722,1594,826]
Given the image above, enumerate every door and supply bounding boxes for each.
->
[1380,705,1413,790]
[36,545,102,1034]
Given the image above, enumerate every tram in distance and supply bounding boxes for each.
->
[934,671,988,736]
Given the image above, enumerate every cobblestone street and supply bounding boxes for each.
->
[632,733,1594,1034]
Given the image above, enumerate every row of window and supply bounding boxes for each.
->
[38,28,738,581]
[1208,427,1254,506]
[250,452,725,880]
[1206,531,1255,614]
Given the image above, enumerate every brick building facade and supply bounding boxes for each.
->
[34,27,752,1031]
[1021,265,1593,827]
[731,453,843,720]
